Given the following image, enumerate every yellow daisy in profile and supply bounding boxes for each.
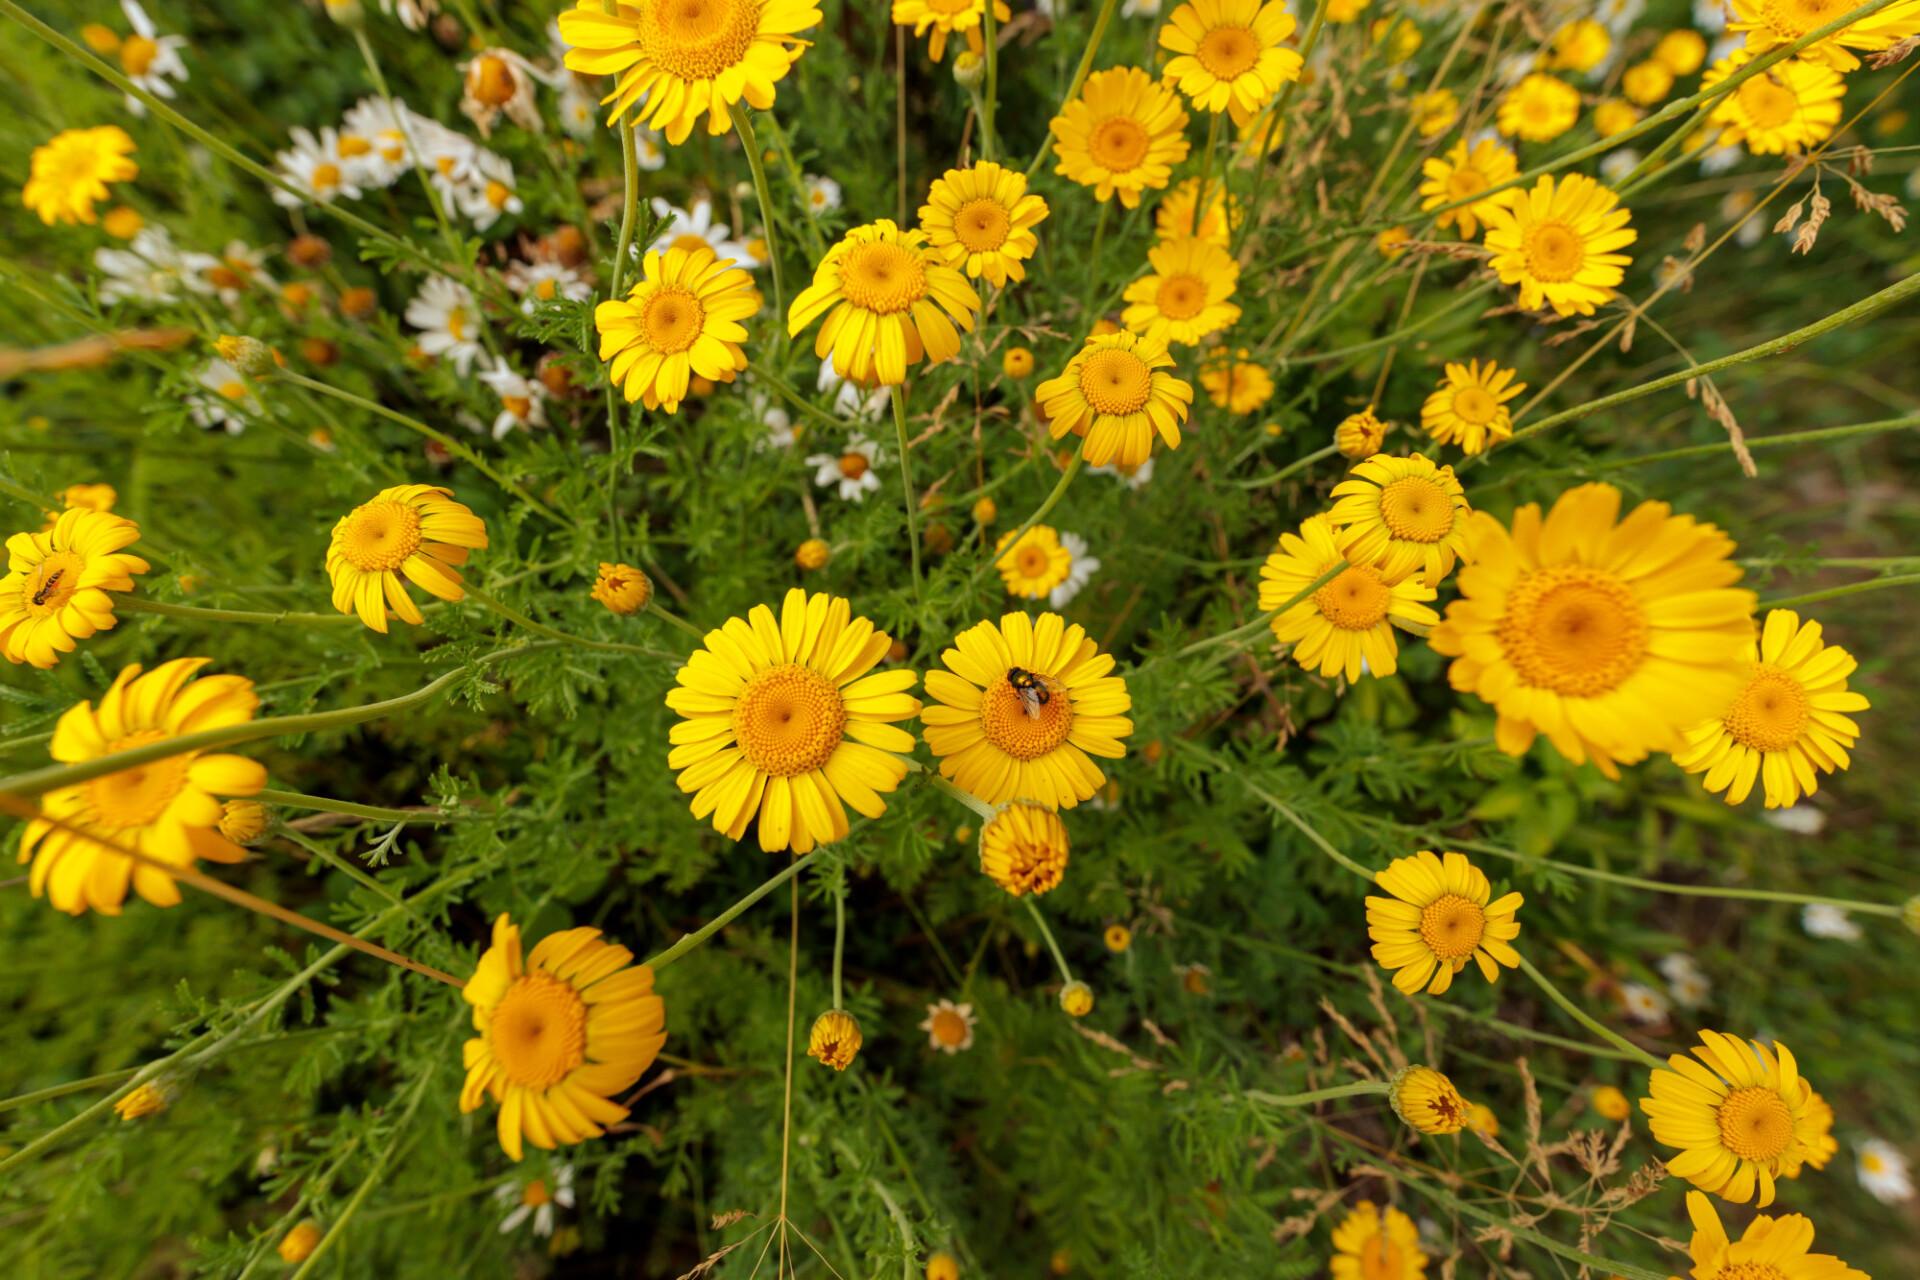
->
[1259,515,1438,683]
[460,913,666,1161]
[1642,1031,1825,1206]
[597,244,759,413]
[1673,609,1869,808]
[1199,346,1274,414]
[43,482,119,530]
[22,126,138,226]
[921,611,1132,810]
[1417,138,1520,240]
[1120,238,1241,347]
[1050,66,1191,208]
[1428,483,1756,778]
[665,589,921,854]
[556,0,822,142]
[1156,0,1303,125]
[789,220,981,386]
[1495,73,1581,143]
[1726,0,1920,72]
[325,485,489,634]
[1678,1190,1868,1280]
[1153,176,1239,246]
[979,799,1070,896]
[1421,359,1524,455]
[1367,850,1522,996]
[1334,406,1386,458]
[1326,452,1472,588]
[1,508,149,669]
[995,525,1072,600]
[918,162,1049,288]
[18,659,265,916]
[1035,331,1194,468]
[892,0,1009,61]
[1782,1089,1839,1179]
[1329,1202,1426,1280]
[1391,1066,1470,1135]
[1702,52,1846,155]
[1481,173,1637,318]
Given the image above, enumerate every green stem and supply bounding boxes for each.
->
[926,773,998,822]
[761,113,828,258]
[255,788,450,824]
[1023,896,1075,985]
[1192,112,1222,238]
[1245,1081,1390,1108]
[0,1069,140,1116]
[287,1062,436,1280]
[464,585,674,657]
[1761,573,1920,611]
[1514,952,1665,1072]
[1024,0,1122,181]
[831,883,846,1011]
[728,102,787,325]
[609,109,642,303]
[116,597,362,627]
[276,826,416,916]
[890,389,926,615]
[980,0,999,162]
[353,28,464,270]
[1389,1167,1670,1280]
[642,848,824,971]
[978,447,1085,584]
[1235,443,1340,489]
[1529,414,1920,478]
[647,598,707,641]
[1083,200,1111,324]
[1137,559,1347,675]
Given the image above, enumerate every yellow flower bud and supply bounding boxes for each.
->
[591,562,653,615]
[1058,980,1093,1017]
[278,1222,324,1263]
[795,538,830,571]
[1391,1065,1469,1134]
[807,1010,862,1070]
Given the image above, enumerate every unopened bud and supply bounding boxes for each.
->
[953,50,986,89]
[214,335,274,377]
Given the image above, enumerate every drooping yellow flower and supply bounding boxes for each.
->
[892,0,1009,62]
[1120,237,1241,347]
[979,799,1070,897]
[1050,66,1192,208]
[1642,1031,1826,1207]
[1592,98,1642,138]
[918,161,1049,287]
[1726,0,1920,72]
[556,0,822,143]
[597,244,758,413]
[1417,138,1520,240]
[1428,483,1756,777]
[1673,609,1869,808]
[1199,346,1273,413]
[1655,28,1709,75]
[277,1222,323,1263]
[1156,0,1303,125]
[1367,850,1522,996]
[18,659,265,916]
[1259,515,1438,683]
[807,1009,862,1069]
[921,611,1132,810]
[460,913,666,1161]
[1421,359,1524,455]
[1496,73,1581,143]
[994,525,1072,600]
[22,126,138,226]
[324,484,488,633]
[1330,1202,1426,1280]
[1410,87,1458,138]
[1,508,149,669]
[1326,452,1471,588]
[591,562,653,615]
[1035,331,1194,468]
[1547,18,1610,72]
[1334,407,1386,457]
[1702,51,1846,155]
[1481,173,1637,318]
[788,220,981,386]
[926,1254,963,1280]
[1391,1065,1470,1134]
[1677,1190,1868,1280]
[1153,176,1240,246]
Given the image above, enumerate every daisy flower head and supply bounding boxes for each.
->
[1481,173,1637,317]
[114,0,189,116]
[1623,59,1676,105]
[1156,0,1303,125]
[1622,980,1672,1024]
[1418,138,1520,239]
[1259,514,1438,683]
[460,49,542,138]
[1153,175,1240,246]
[1593,97,1642,137]
[1655,28,1708,74]
[1782,1088,1840,1178]
[556,0,823,143]
[191,358,256,435]
[1726,0,1920,71]
[22,127,138,226]
[1391,1065,1470,1134]
[1120,237,1242,347]
[1199,346,1274,414]
[1702,51,1845,155]
[1329,1201,1425,1280]
[405,277,486,375]
[1,508,149,669]
[96,226,218,308]
[325,485,489,633]
[788,220,981,386]
[478,364,549,438]
[1334,406,1387,457]
[918,162,1050,287]
[995,525,1072,601]
[504,260,594,314]
[921,611,1133,810]
[645,197,755,266]
[1680,1190,1867,1280]
[1547,18,1611,73]
[808,1010,861,1069]
[1051,532,1101,609]
[1034,331,1194,468]
[1367,850,1522,995]
[979,799,1071,897]
[460,913,666,1161]
[1087,456,1155,488]
[802,173,842,217]
[892,0,1010,61]
[664,589,922,855]
[807,433,885,502]
[1642,1031,1826,1206]
[1496,73,1582,142]
[1050,66,1192,208]
[271,127,367,209]
[276,1223,321,1263]
[340,97,419,187]
[920,998,976,1053]
[18,658,265,915]
[494,1165,575,1235]
[1326,452,1471,588]
[1411,87,1459,138]
[596,244,759,414]
[1800,902,1861,941]
[1661,952,1714,1008]
[1422,359,1524,455]
[455,155,524,232]
[591,562,653,615]
[1857,1138,1915,1203]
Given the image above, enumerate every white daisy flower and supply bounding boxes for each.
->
[1858,1139,1915,1204]
[191,359,255,434]
[1668,970,1712,1009]
[919,999,976,1054]
[455,152,522,231]
[752,394,800,451]
[1699,139,1745,176]
[116,0,189,117]
[377,0,439,30]
[816,362,890,421]
[1593,0,1644,36]
[1598,149,1640,185]
[1694,0,1729,34]
[1088,456,1155,489]
[478,362,549,439]
[340,97,418,188]
[1801,903,1863,942]
[1050,532,1101,609]
[503,260,592,313]
[494,1165,574,1236]
[405,276,485,375]
[1762,804,1827,835]
[807,434,885,502]
[557,81,599,140]
[1620,982,1670,1024]
[644,198,753,266]
[414,119,483,204]
[635,126,668,170]
[271,127,366,209]
[802,174,842,217]
[205,239,276,307]
[95,226,218,306]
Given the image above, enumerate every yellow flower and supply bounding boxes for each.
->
[1466,1102,1500,1139]
[114,1081,176,1120]
[1782,1089,1839,1179]
[597,245,758,413]
[1104,924,1132,951]
[557,0,822,143]
[1592,1084,1632,1121]
[1,508,149,669]
[1481,173,1637,318]
[1418,137,1520,239]
[1035,331,1194,468]
[921,611,1132,810]
[1547,18,1610,73]
[1642,1032,1827,1206]
[217,799,271,845]
[1726,0,1920,72]
[1329,1201,1425,1280]
[1421,359,1524,455]
[1156,0,1303,125]
[920,998,976,1053]
[1199,346,1274,413]
[979,799,1070,896]
[1410,88,1458,138]
[103,205,144,238]
[1326,452,1471,588]
[47,482,119,529]
[893,0,1009,61]
[1049,66,1191,208]
[1496,73,1581,143]
[18,659,265,916]
[789,219,981,386]
[1592,98,1642,138]
[22,126,138,226]
[1391,1065,1469,1134]
[277,1222,323,1264]
[807,1009,862,1069]
[994,525,1072,600]
[1622,59,1675,106]
[1376,226,1410,258]
[919,161,1048,288]
[926,1254,962,1280]
[1153,176,1240,246]
[461,913,666,1161]
[1059,980,1094,1016]
[1370,15,1421,61]
[1367,850,1522,996]
[1678,1189,1868,1280]
[1259,515,1438,683]
[1673,609,1868,808]
[1120,237,1241,347]
[1655,29,1708,75]
[1323,0,1367,21]
[591,562,653,615]
[1334,407,1386,457]
[324,484,488,633]
[795,538,830,570]
[1702,52,1846,155]
[1428,483,1755,777]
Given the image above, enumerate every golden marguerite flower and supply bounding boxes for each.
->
[1058,979,1094,1016]
[1391,1065,1470,1134]
[591,562,653,615]
[1481,173,1637,318]
[1427,483,1756,777]
[1593,98,1642,138]
[1417,138,1520,240]
[1049,66,1191,208]
[665,589,921,854]
[1593,1084,1632,1121]
[1154,176,1239,246]
[1702,51,1846,155]
[979,799,1070,897]
[19,659,265,916]
[1334,407,1386,458]
[1411,88,1458,137]
[1727,0,1920,72]
[22,126,138,225]
[1199,346,1274,414]
[556,0,822,143]
[1678,1189,1867,1280]
[1495,73,1581,143]
[994,525,1072,600]
[1642,1031,1826,1206]
[277,1222,323,1264]
[1035,331,1194,469]
[922,611,1132,810]
[1655,28,1708,75]
[1547,17,1610,72]
[1782,1089,1840,1179]
[42,482,118,531]
[1120,237,1242,347]
[1421,359,1524,455]
[460,912,667,1161]
[1104,924,1132,951]
[918,161,1049,287]
[1156,0,1303,125]
[1622,59,1675,105]
[325,484,488,633]
[1329,1201,1426,1280]
[1,508,148,669]
[789,220,980,386]
[892,0,1009,61]
[597,244,758,413]
[218,799,272,845]
[1367,850,1523,996]
[1673,609,1869,809]
[920,998,976,1053]
[1326,452,1472,588]
[1258,515,1438,683]
[807,1009,861,1069]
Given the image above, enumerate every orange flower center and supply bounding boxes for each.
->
[1446,166,1490,202]
[85,729,189,829]
[472,55,517,106]
[731,663,847,777]
[1196,24,1261,79]
[1522,220,1585,282]
[1716,1086,1796,1164]
[1449,384,1499,425]
[488,973,588,1089]
[1418,893,1486,960]
[336,500,424,573]
[1723,664,1810,753]
[1498,565,1648,698]
[1762,0,1847,36]
[337,134,372,158]
[1013,543,1053,580]
[521,1178,552,1207]
[1153,273,1208,320]
[1313,566,1391,631]
[21,549,85,617]
[1377,475,1457,542]
[310,162,342,193]
[1077,347,1153,415]
[120,34,159,77]
[952,197,1012,253]
[637,0,760,82]
[1738,73,1801,130]
[838,240,928,314]
[837,452,870,480]
[979,674,1073,760]
[1089,117,1151,172]
[639,284,707,353]
[929,1009,968,1045]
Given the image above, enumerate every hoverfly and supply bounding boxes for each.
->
[31,569,64,607]
[1006,666,1064,720]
